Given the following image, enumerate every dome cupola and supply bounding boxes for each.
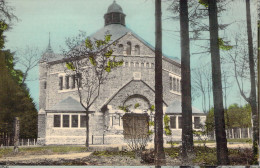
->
[104,0,126,26]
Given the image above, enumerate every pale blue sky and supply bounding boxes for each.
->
[4,0,258,111]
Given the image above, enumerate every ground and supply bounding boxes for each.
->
[0,142,254,166]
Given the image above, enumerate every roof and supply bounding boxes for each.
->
[100,79,168,110]
[45,25,180,65]
[89,24,180,64]
[107,1,124,14]
[165,100,204,114]
[90,24,130,42]
[48,96,86,112]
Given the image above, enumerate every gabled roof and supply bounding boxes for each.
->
[46,24,180,65]
[100,79,168,111]
[48,96,85,112]
[89,24,180,64]
[165,100,204,114]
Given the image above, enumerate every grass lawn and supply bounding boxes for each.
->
[0,146,88,158]
[0,145,254,165]
[193,138,252,144]
[92,146,253,165]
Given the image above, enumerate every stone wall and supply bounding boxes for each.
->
[43,33,181,112]
[39,33,182,145]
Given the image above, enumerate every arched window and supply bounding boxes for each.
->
[135,45,140,55]
[141,62,144,67]
[44,81,47,89]
[146,62,150,68]
[126,42,131,55]
[118,44,123,54]
[173,77,176,91]
[169,77,172,90]
[177,79,180,92]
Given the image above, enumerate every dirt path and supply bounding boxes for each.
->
[0,152,92,163]
[0,143,251,165]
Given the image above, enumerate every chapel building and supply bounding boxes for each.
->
[37,1,205,145]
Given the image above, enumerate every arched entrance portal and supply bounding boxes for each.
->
[123,94,151,113]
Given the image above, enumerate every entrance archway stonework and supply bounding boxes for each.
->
[107,80,156,110]
[123,94,151,112]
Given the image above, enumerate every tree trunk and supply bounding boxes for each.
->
[245,0,259,164]
[180,0,193,162]
[85,111,90,148]
[208,0,229,165]
[258,19,260,166]
[154,0,165,165]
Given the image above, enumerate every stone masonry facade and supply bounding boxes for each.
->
[37,1,205,145]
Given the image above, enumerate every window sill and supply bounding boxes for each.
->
[53,127,86,129]
[58,88,81,93]
[170,90,181,95]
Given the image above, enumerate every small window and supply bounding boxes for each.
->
[44,81,47,89]
[72,115,78,128]
[169,77,172,90]
[113,13,120,23]
[141,62,144,67]
[59,76,63,90]
[170,116,176,129]
[194,117,200,129]
[173,78,176,91]
[54,115,61,127]
[126,42,131,55]
[72,75,76,89]
[63,115,70,127]
[80,115,86,127]
[65,76,69,89]
[178,116,182,129]
[135,45,140,55]
[177,79,180,92]
[118,44,124,54]
[131,62,134,67]
[151,63,154,68]
[180,79,182,92]
[146,63,149,68]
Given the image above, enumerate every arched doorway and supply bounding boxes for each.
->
[123,94,151,113]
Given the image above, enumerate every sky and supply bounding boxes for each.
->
[3,0,258,111]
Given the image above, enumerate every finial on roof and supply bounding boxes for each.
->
[45,32,53,53]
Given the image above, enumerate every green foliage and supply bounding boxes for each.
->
[105,34,112,43]
[148,130,154,135]
[206,103,252,132]
[65,62,75,71]
[198,0,208,8]
[118,105,131,112]
[164,147,181,159]
[0,146,87,158]
[218,38,233,51]
[85,38,93,50]
[164,115,172,136]
[0,21,8,49]
[92,150,135,158]
[134,103,140,109]
[193,130,205,136]
[89,55,96,66]
[105,59,123,72]
[148,121,154,126]
[149,105,155,112]
[105,49,113,58]
[0,50,38,139]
